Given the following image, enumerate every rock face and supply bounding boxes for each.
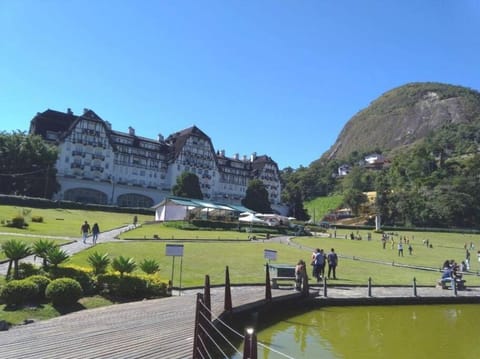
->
[325,82,480,160]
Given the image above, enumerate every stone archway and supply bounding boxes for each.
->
[64,188,108,205]
[117,193,154,208]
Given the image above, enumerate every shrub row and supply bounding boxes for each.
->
[0,267,169,307]
[0,194,154,215]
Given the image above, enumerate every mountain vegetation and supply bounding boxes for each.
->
[281,82,480,228]
[0,131,59,198]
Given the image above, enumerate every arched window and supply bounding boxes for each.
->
[64,188,108,205]
[117,193,154,208]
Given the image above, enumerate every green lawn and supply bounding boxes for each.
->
[118,222,263,240]
[0,205,153,237]
[304,195,344,222]
[0,235,72,261]
[2,206,480,326]
[66,226,480,288]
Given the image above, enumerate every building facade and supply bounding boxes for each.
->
[29,108,283,209]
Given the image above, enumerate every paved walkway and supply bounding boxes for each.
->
[0,225,135,275]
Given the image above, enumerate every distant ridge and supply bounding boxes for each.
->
[324,82,480,160]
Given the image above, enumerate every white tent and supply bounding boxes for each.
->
[153,198,198,221]
[152,196,253,222]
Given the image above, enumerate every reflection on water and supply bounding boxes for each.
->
[236,304,480,359]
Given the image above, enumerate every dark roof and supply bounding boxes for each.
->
[165,125,214,162]
[29,109,76,140]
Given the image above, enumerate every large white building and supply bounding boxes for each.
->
[29,108,283,209]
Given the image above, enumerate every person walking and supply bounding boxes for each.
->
[327,248,338,280]
[92,222,100,245]
[398,242,404,257]
[80,220,91,244]
[311,248,325,282]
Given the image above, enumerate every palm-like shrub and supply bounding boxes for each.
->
[111,256,136,277]
[46,247,70,269]
[1,239,32,279]
[139,258,160,274]
[87,252,110,275]
[32,239,57,269]
[46,278,83,306]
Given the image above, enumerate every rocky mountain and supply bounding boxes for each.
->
[325,82,480,161]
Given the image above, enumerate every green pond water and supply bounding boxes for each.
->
[234,304,480,359]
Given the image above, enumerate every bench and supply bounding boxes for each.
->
[271,276,297,289]
[268,264,297,289]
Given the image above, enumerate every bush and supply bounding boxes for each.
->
[96,273,168,299]
[27,275,51,301]
[7,216,28,229]
[49,266,95,295]
[117,276,148,299]
[0,279,39,307]
[31,216,44,223]
[142,274,169,297]
[18,262,46,279]
[46,278,83,306]
[96,273,120,297]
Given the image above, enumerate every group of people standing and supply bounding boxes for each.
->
[295,248,339,290]
[311,248,338,281]
[80,220,100,245]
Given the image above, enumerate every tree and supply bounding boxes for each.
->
[282,183,309,220]
[1,239,32,279]
[172,172,203,199]
[242,179,272,213]
[111,256,137,277]
[343,189,367,216]
[0,131,59,198]
[87,252,111,275]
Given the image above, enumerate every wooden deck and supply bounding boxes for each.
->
[1,284,480,358]
[0,286,292,359]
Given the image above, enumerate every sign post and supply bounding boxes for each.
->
[166,244,184,295]
[264,249,277,263]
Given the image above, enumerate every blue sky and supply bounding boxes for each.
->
[1,1,479,169]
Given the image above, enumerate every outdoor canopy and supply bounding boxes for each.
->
[153,196,253,221]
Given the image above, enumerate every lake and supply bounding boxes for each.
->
[234,304,479,359]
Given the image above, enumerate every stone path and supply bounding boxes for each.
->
[0,225,135,275]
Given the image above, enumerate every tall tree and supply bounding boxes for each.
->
[242,179,272,213]
[0,131,59,198]
[172,172,203,199]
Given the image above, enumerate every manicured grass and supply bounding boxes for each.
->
[295,228,480,286]
[67,227,480,288]
[304,195,344,222]
[0,296,114,325]
[2,204,480,326]
[68,241,305,287]
[0,205,153,237]
[0,235,72,261]
[118,222,263,240]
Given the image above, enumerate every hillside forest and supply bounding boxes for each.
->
[281,120,480,228]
